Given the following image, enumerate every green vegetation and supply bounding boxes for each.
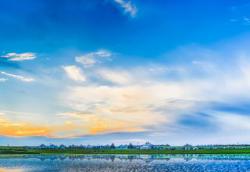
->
[2,146,250,155]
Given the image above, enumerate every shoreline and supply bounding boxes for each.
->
[2,149,250,155]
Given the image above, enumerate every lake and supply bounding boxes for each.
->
[0,154,250,172]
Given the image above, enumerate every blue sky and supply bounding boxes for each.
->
[1,0,250,146]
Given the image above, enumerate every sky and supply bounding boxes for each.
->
[1,0,250,146]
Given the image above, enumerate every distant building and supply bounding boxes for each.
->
[154,144,171,150]
[183,144,193,150]
[117,145,128,150]
[140,142,153,150]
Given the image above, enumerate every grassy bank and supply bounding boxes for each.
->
[1,147,250,155]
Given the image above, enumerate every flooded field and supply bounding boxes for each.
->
[0,154,250,172]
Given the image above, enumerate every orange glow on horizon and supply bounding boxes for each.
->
[0,117,52,137]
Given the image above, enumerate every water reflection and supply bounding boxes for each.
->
[0,154,250,172]
[16,154,250,161]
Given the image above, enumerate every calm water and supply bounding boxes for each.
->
[0,154,250,172]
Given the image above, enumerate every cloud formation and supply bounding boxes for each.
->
[0,71,34,82]
[75,49,111,67]
[114,0,137,17]
[52,43,250,142]
[0,78,7,82]
[3,42,250,145]
[97,69,133,85]
[62,65,86,82]
[0,113,51,137]
[1,52,36,61]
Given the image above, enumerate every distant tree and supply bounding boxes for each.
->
[110,143,115,149]
[128,143,134,149]
[59,144,66,149]
[39,144,46,149]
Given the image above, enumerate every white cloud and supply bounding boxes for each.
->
[1,52,36,61]
[0,71,34,82]
[58,42,250,139]
[62,65,86,82]
[214,112,250,131]
[0,78,7,82]
[243,17,250,25]
[114,0,137,17]
[3,38,250,142]
[97,69,132,85]
[61,85,168,134]
[75,49,112,67]
[76,56,96,67]
[94,49,112,57]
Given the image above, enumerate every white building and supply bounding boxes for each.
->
[140,142,153,150]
